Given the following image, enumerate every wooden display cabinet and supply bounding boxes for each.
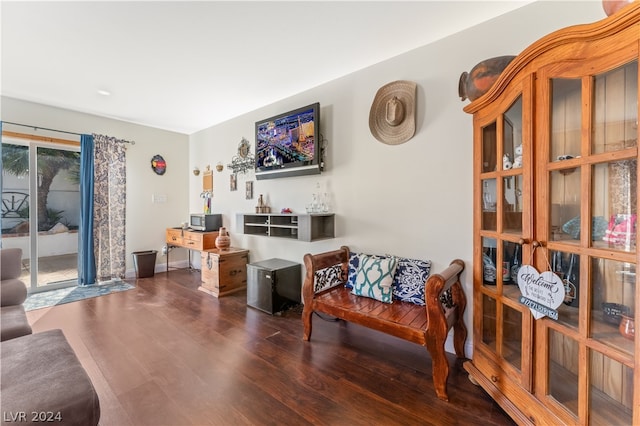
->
[464,5,638,425]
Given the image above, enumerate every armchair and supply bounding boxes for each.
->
[1,248,32,341]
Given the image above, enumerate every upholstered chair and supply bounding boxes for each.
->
[1,248,32,341]
[1,248,28,306]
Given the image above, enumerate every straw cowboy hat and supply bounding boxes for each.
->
[369,80,417,145]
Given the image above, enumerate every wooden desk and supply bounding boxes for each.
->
[165,228,219,271]
[199,248,250,297]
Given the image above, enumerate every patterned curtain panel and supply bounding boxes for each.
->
[92,134,127,281]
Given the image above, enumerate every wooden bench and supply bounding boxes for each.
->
[301,246,467,402]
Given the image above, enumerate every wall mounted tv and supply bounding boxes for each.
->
[255,102,321,180]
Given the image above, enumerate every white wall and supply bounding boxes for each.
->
[1,97,190,273]
[188,1,605,355]
[1,1,606,354]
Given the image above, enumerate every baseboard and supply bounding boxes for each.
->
[444,332,474,358]
[125,259,189,279]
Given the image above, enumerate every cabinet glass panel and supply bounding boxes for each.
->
[591,257,636,356]
[550,78,582,162]
[592,61,638,155]
[482,122,497,173]
[481,179,497,230]
[548,329,579,416]
[588,349,634,425]
[503,96,523,169]
[503,241,523,303]
[591,160,637,252]
[550,169,581,243]
[550,250,580,329]
[502,241,521,288]
[503,303,522,371]
[482,294,497,351]
[503,176,523,234]
[482,237,498,287]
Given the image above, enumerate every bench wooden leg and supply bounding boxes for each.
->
[453,317,467,359]
[302,305,313,341]
[425,341,449,402]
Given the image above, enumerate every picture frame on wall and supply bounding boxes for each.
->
[246,181,253,200]
[230,173,237,191]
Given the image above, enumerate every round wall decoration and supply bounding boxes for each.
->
[151,154,166,175]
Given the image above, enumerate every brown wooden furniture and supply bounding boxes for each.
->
[464,5,639,425]
[165,228,218,251]
[165,228,218,271]
[199,248,249,297]
[301,246,467,401]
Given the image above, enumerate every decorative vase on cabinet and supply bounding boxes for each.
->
[215,227,231,250]
[463,4,638,425]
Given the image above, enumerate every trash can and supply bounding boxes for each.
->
[132,250,157,278]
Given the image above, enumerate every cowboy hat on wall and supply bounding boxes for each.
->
[369,80,417,145]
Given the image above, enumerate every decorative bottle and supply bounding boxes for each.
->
[552,251,565,281]
[502,246,511,285]
[510,244,521,283]
[483,246,496,285]
[563,253,579,307]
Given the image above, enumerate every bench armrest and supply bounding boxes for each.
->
[425,259,467,358]
[302,246,350,306]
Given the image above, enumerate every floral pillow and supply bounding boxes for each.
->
[314,264,344,293]
[392,257,431,305]
[352,254,397,304]
[345,252,361,289]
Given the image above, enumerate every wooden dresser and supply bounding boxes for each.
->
[165,228,218,251]
[165,228,219,272]
[199,248,250,297]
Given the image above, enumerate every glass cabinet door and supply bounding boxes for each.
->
[477,93,531,389]
[538,59,637,425]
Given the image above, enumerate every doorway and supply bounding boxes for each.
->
[1,136,80,292]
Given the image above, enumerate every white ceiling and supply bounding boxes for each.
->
[1,1,535,135]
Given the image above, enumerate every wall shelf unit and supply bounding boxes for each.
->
[236,213,334,242]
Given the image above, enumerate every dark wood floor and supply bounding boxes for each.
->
[25,269,514,426]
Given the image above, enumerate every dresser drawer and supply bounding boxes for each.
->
[166,228,218,251]
[182,232,204,250]
[166,228,184,246]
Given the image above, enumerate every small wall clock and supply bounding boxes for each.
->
[151,154,166,175]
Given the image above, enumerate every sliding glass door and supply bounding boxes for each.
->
[1,137,80,292]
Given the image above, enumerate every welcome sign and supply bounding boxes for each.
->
[517,265,563,320]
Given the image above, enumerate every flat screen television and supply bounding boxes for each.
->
[255,102,321,180]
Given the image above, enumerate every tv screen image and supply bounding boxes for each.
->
[255,103,321,179]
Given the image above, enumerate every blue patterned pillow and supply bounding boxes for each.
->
[392,257,431,305]
[346,252,360,289]
[352,254,397,303]
[314,264,343,293]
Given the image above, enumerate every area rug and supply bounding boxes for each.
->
[23,280,135,311]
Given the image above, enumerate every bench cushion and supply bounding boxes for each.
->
[0,305,32,341]
[352,254,397,303]
[392,257,431,305]
[314,264,343,293]
[1,329,100,426]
